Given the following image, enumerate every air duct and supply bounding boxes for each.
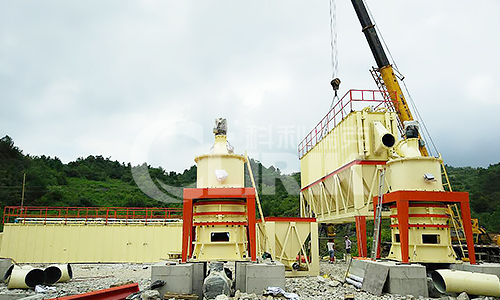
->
[372,121,395,154]
[44,264,72,284]
[395,138,421,158]
[56,263,73,282]
[4,265,45,289]
[432,269,500,297]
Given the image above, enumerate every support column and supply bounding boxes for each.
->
[182,196,193,262]
[247,195,257,261]
[459,200,477,264]
[396,199,409,263]
[355,216,367,257]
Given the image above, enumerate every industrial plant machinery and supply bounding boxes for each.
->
[298,0,477,265]
[172,118,318,299]
[182,118,257,262]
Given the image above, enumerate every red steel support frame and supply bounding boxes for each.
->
[355,216,367,257]
[47,283,139,300]
[182,188,257,262]
[373,190,476,264]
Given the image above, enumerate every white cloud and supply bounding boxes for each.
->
[1,0,499,171]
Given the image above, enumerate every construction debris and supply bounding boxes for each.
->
[2,261,499,299]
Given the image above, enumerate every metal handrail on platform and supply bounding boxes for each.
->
[3,206,183,225]
[297,89,396,158]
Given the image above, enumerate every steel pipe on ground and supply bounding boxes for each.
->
[432,269,500,297]
[4,265,45,289]
[45,263,73,283]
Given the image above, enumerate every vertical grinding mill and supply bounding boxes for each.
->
[377,121,476,264]
[182,118,257,262]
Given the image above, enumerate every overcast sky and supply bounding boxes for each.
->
[1,0,499,174]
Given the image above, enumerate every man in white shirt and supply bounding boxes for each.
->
[327,239,335,263]
[345,235,352,261]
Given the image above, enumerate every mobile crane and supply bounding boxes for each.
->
[348,0,482,262]
[350,0,429,156]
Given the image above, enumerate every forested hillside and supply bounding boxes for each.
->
[0,136,301,225]
[446,164,500,232]
[1,135,499,232]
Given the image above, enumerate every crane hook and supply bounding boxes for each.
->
[331,78,341,97]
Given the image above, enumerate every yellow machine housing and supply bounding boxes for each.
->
[385,149,457,263]
[188,121,251,261]
[300,107,398,223]
[256,218,319,277]
[195,135,246,188]
[300,92,458,263]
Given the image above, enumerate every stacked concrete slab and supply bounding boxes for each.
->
[235,261,285,294]
[349,259,428,297]
[151,262,205,299]
[152,260,285,299]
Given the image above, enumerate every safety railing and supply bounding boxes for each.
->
[3,206,183,225]
[297,89,396,158]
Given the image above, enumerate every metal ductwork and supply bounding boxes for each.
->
[432,269,500,297]
[44,264,73,284]
[372,121,395,154]
[4,265,45,289]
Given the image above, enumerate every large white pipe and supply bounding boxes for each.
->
[56,263,73,282]
[6,265,45,289]
[44,266,62,285]
[395,138,421,158]
[432,269,500,297]
[372,121,395,154]
[44,264,72,284]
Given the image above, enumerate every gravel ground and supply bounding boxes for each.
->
[0,263,153,299]
[0,261,493,300]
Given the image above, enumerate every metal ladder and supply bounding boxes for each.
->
[371,169,386,260]
[370,68,404,134]
[441,161,470,261]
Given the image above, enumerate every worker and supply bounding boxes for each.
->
[344,235,352,261]
[327,239,335,263]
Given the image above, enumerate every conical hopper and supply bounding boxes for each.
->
[259,218,313,270]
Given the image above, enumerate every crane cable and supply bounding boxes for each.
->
[329,0,341,110]
[330,0,338,79]
[362,0,439,157]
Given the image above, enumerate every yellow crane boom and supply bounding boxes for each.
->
[351,0,429,156]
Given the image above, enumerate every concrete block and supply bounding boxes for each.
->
[245,262,285,294]
[235,262,250,293]
[191,262,206,299]
[348,259,428,297]
[362,262,389,296]
[349,259,368,278]
[151,262,193,296]
[0,258,13,282]
[451,262,500,277]
[384,262,428,297]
